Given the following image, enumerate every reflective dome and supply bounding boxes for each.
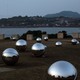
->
[10,34,19,40]
[71,39,77,43]
[44,36,48,41]
[2,48,19,65]
[11,37,16,40]
[55,41,62,46]
[44,45,47,48]
[71,39,77,45]
[16,39,27,51]
[32,43,45,50]
[16,39,27,46]
[77,40,79,44]
[31,43,45,57]
[36,37,42,42]
[47,60,77,80]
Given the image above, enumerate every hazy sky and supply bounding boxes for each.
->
[0,0,80,18]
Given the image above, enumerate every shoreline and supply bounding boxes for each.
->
[0,26,80,28]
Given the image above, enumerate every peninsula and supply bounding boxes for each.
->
[0,11,80,28]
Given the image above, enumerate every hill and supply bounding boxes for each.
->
[44,11,80,18]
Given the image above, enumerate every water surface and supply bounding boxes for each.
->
[0,27,80,37]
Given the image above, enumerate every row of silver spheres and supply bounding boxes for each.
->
[1,36,78,80]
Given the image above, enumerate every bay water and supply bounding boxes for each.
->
[0,27,80,37]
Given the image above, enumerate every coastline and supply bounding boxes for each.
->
[0,26,80,28]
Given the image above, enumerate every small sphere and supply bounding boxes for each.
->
[10,34,19,40]
[47,60,77,80]
[44,45,47,49]
[16,39,27,51]
[76,40,79,44]
[11,37,17,40]
[36,37,42,43]
[2,48,19,66]
[71,39,77,45]
[44,36,48,41]
[31,43,45,57]
[16,39,27,46]
[55,41,62,46]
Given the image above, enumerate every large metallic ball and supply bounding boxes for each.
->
[44,36,48,41]
[16,39,27,51]
[2,48,19,66]
[36,37,42,43]
[71,39,77,45]
[47,60,77,80]
[31,43,45,57]
[55,41,62,46]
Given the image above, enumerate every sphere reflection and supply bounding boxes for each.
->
[44,36,48,41]
[71,39,77,45]
[31,43,45,57]
[55,41,62,46]
[36,37,42,43]
[2,48,19,66]
[76,40,79,44]
[16,39,27,51]
[47,60,77,80]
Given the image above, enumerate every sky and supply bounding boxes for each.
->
[0,0,80,18]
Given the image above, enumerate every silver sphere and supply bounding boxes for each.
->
[55,41,62,46]
[2,48,19,65]
[10,35,19,40]
[11,37,17,40]
[16,39,27,51]
[47,60,77,80]
[71,39,77,45]
[31,43,45,57]
[36,37,42,43]
[44,36,48,41]
[44,45,47,49]
[76,40,79,44]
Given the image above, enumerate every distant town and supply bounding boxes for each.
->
[0,11,80,28]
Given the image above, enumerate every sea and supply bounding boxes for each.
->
[0,27,80,37]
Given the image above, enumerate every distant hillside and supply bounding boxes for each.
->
[44,11,80,18]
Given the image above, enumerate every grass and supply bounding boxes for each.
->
[0,39,80,80]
